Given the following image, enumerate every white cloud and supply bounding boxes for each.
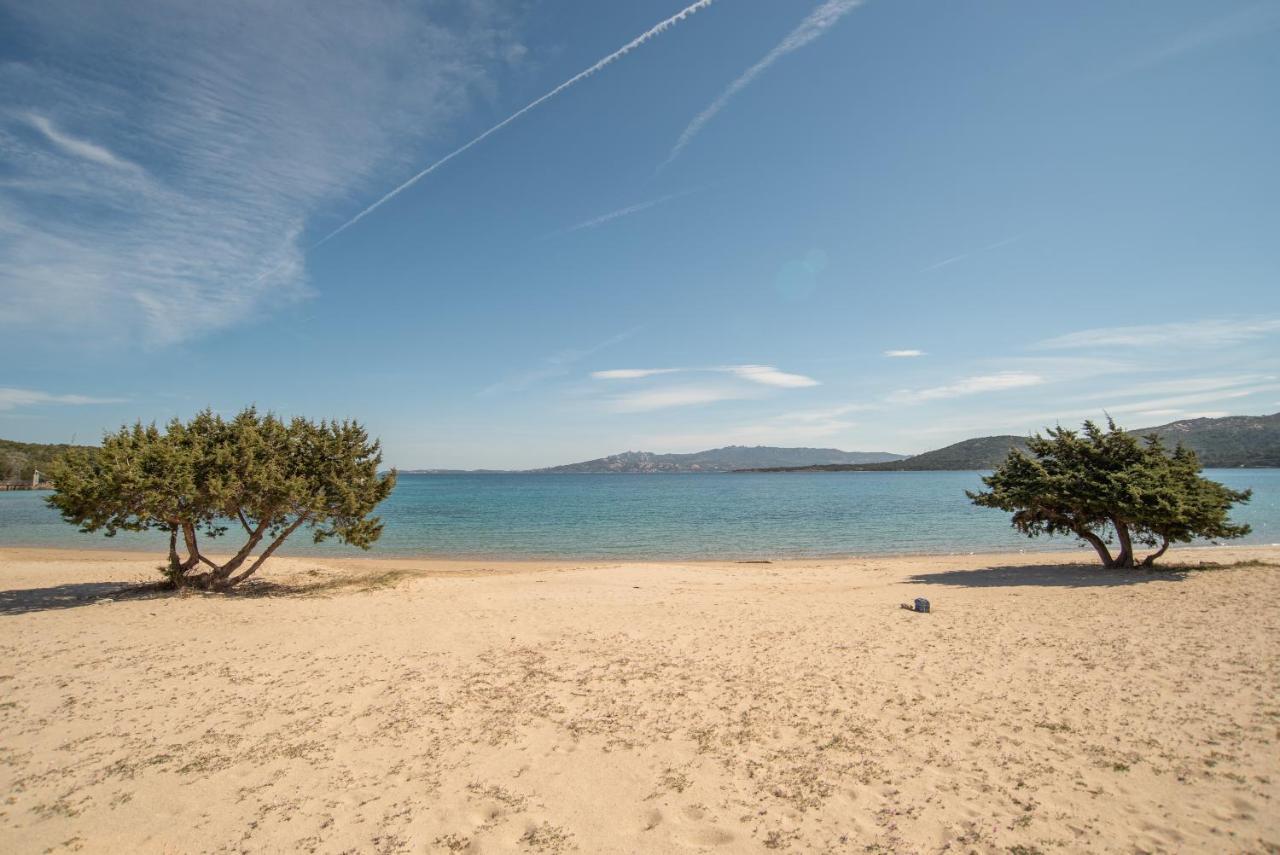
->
[590,364,818,387]
[607,385,754,413]
[24,113,142,172]
[1038,318,1280,351]
[1096,383,1280,415]
[593,364,817,412]
[662,0,863,166]
[1,0,526,346]
[889,372,1045,404]
[723,364,819,388]
[592,368,683,380]
[1072,374,1274,402]
[0,387,124,412]
[884,349,925,358]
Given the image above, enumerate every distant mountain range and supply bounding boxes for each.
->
[739,413,1280,472]
[529,446,906,474]
[9,414,1277,480]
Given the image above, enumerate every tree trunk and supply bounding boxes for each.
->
[167,526,181,572]
[221,513,310,589]
[210,519,271,584]
[1110,517,1135,569]
[1076,528,1115,568]
[180,522,204,572]
[1141,535,1170,568]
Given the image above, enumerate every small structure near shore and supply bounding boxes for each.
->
[0,469,52,491]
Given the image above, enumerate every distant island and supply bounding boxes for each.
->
[529,446,905,473]
[8,414,1277,479]
[401,447,904,474]
[737,413,1280,472]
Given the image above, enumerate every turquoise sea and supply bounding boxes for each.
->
[1,470,1276,560]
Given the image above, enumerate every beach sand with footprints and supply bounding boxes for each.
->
[1,545,1278,853]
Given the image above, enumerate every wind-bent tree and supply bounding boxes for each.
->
[968,419,1250,568]
[48,408,396,590]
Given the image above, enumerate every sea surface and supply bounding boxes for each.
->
[1,470,1276,560]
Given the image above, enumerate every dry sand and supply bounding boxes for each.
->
[1,545,1277,854]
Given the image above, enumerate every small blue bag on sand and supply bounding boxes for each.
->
[914,597,930,614]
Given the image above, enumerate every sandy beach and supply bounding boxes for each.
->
[1,545,1277,854]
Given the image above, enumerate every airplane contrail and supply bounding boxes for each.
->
[662,0,863,169]
[317,0,718,246]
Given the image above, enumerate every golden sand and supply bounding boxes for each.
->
[1,545,1277,853]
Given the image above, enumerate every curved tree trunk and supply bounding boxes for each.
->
[222,512,310,589]
[1110,517,1135,569]
[1141,535,1170,568]
[208,519,270,586]
[1076,528,1115,568]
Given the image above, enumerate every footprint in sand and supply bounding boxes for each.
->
[684,825,734,846]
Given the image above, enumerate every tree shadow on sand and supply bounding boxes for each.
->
[0,568,417,616]
[904,559,1276,589]
[0,581,168,616]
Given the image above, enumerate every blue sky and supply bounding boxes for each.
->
[1,0,1277,469]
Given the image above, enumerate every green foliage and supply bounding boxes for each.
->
[47,408,396,590]
[968,419,1251,568]
[0,439,97,484]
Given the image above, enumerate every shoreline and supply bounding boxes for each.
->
[3,542,1277,576]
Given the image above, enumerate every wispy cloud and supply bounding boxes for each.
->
[592,363,819,411]
[23,113,142,172]
[889,371,1044,404]
[607,384,756,413]
[884,349,926,358]
[662,0,863,167]
[0,387,125,412]
[482,329,637,396]
[1038,318,1280,350]
[592,364,819,387]
[591,368,683,380]
[323,0,718,243]
[1095,383,1280,416]
[2,0,527,346]
[1072,374,1274,402]
[723,364,820,388]
[1117,2,1280,76]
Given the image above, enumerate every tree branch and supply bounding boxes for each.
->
[224,512,310,588]
[1141,534,1170,568]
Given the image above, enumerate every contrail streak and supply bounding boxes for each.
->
[317,0,718,246]
[662,0,863,169]
[552,188,701,237]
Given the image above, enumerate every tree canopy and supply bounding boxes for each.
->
[968,419,1251,568]
[47,408,396,590]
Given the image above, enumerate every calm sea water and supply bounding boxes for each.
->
[1,470,1276,560]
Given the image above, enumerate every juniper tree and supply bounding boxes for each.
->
[968,419,1250,568]
[47,407,396,590]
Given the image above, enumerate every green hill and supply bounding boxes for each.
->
[740,413,1280,472]
[0,439,97,484]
